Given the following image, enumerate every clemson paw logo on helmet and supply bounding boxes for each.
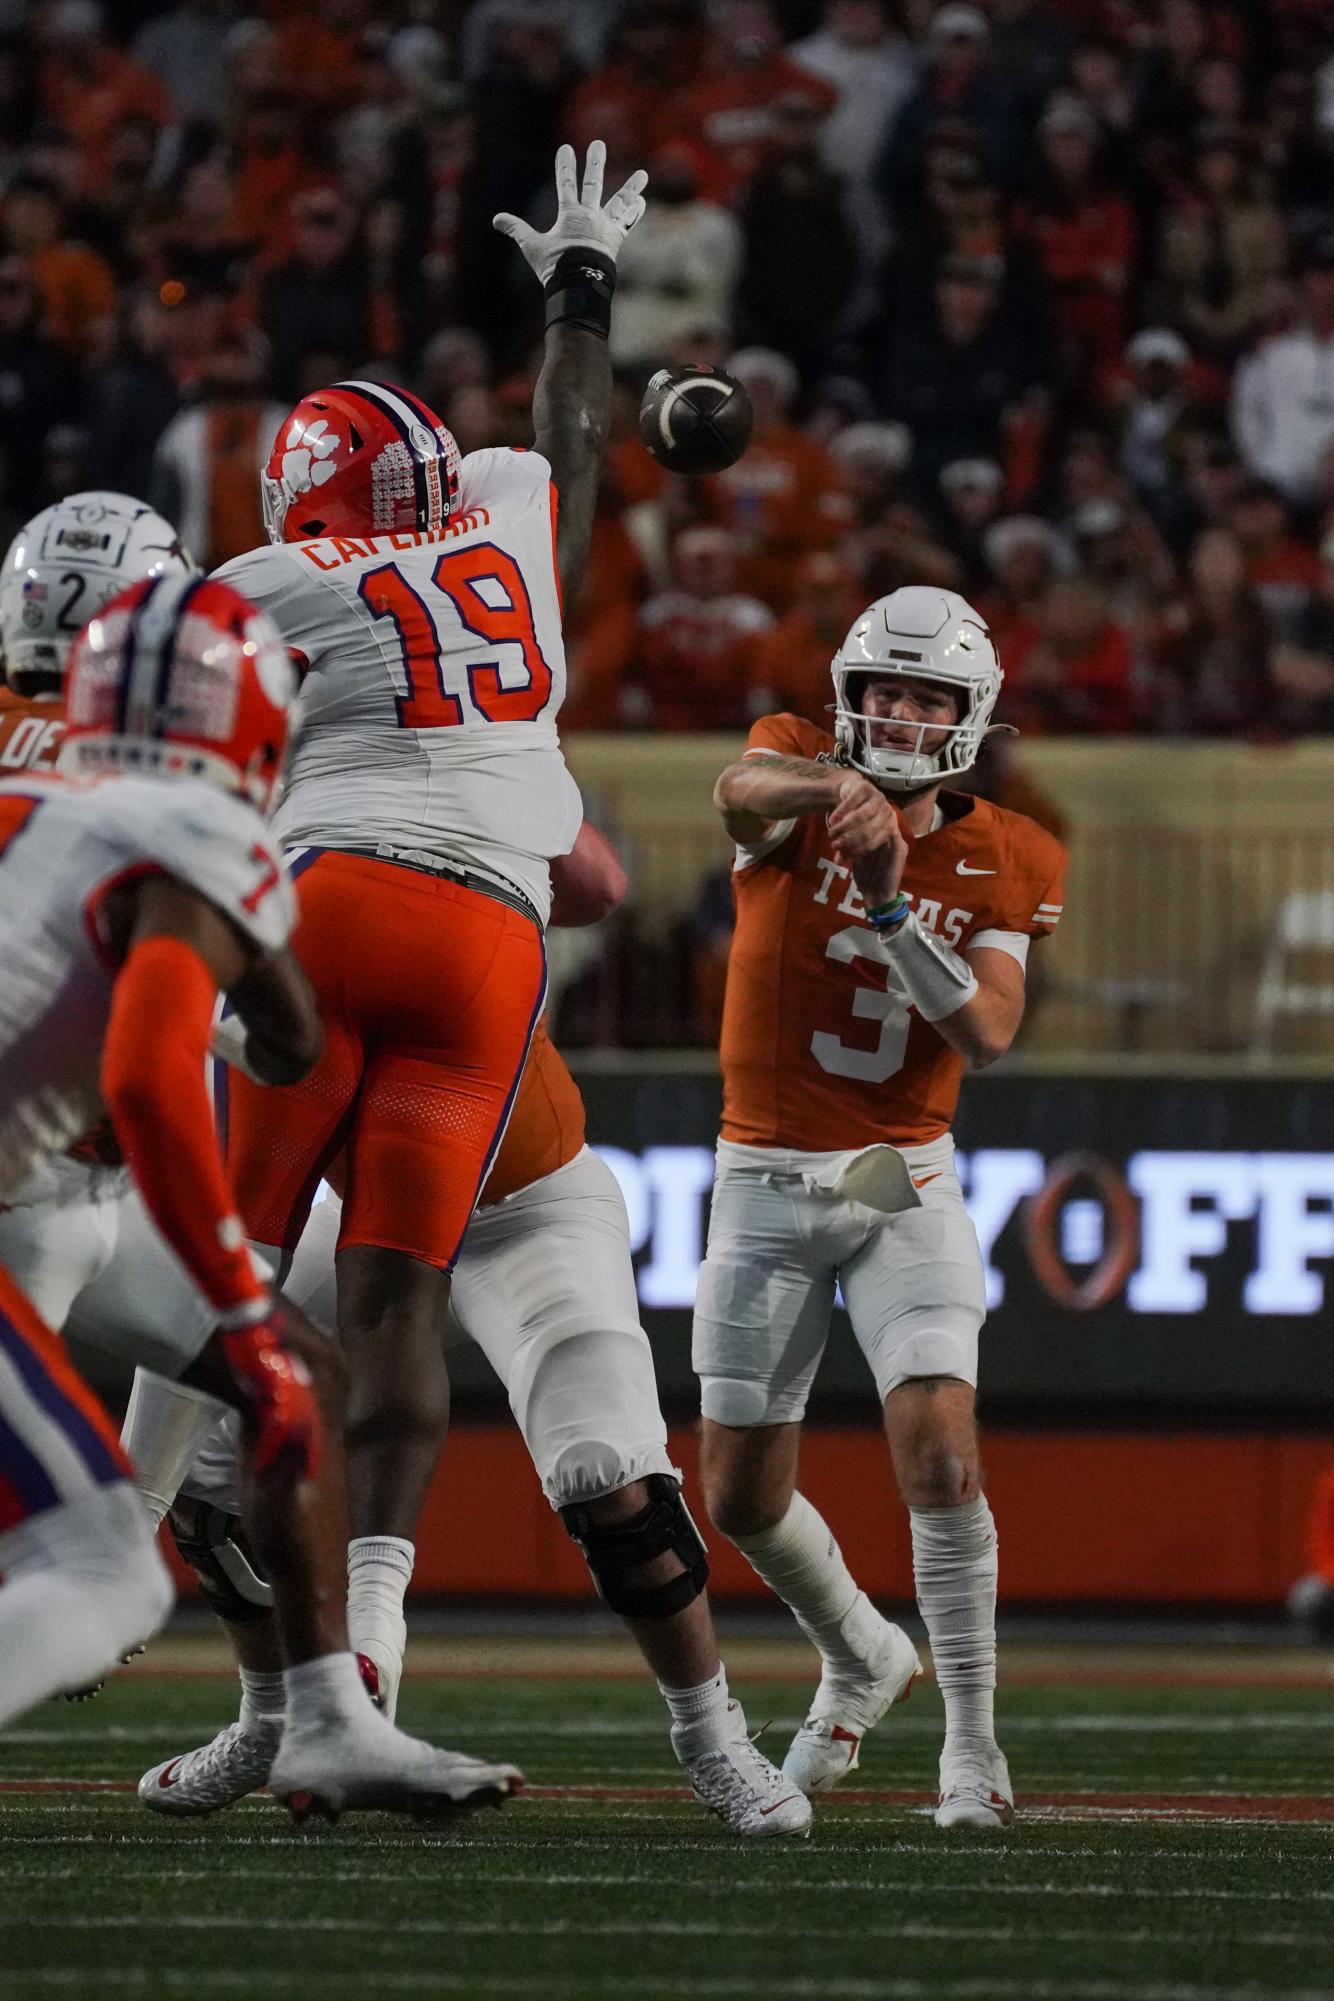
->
[281,418,340,497]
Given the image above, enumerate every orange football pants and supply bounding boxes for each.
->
[221,852,546,1270]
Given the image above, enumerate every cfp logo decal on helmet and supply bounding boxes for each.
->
[281,417,341,501]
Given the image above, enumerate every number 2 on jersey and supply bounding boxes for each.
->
[359,545,553,730]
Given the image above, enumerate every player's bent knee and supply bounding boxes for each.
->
[168,1495,274,1622]
[898,1449,979,1509]
[560,1474,709,1619]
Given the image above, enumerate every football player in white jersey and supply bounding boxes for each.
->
[207,143,653,1703]
[0,492,194,1325]
[0,574,521,1820]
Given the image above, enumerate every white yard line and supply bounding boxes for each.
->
[11,1915,1332,1950]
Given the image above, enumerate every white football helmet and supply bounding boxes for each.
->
[0,492,192,693]
[831,585,1002,793]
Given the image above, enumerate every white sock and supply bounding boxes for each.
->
[659,1665,730,1738]
[731,1492,885,1675]
[283,1650,371,1731]
[347,1536,413,1653]
[909,1495,998,1759]
[238,1667,286,1737]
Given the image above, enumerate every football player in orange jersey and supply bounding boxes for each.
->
[698,584,1067,1830]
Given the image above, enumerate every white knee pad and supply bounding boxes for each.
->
[506,1322,675,1510]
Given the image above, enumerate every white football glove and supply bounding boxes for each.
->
[493,140,648,286]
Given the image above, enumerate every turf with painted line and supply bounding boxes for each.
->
[2,1644,1333,2000]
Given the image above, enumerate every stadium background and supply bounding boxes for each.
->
[4,0,1334,1616]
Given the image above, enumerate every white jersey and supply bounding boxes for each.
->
[215,447,581,923]
[0,773,294,1204]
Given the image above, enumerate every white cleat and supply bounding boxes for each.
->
[269,1709,523,1824]
[674,1705,812,1838]
[782,1619,922,1795]
[139,1721,280,1817]
[935,1744,1015,1831]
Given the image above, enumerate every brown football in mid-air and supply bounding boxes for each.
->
[638,366,754,474]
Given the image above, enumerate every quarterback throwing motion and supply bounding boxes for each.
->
[699,585,1066,1829]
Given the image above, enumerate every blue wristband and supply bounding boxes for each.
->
[866,894,910,932]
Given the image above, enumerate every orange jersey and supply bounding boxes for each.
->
[0,689,65,774]
[480,1021,587,1207]
[720,714,1067,1150]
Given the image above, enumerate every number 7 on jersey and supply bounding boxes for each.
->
[359,545,554,729]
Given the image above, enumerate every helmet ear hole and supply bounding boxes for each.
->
[347,424,363,450]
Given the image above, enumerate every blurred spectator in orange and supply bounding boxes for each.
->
[1225,478,1321,625]
[935,456,1005,590]
[148,328,284,567]
[883,255,1051,497]
[1004,576,1141,733]
[1156,129,1284,366]
[271,0,370,115]
[2,175,116,357]
[563,479,652,732]
[611,143,742,374]
[0,256,80,514]
[1018,95,1135,392]
[626,525,773,731]
[36,3,172,196]
[680,0,837,206]
[1154,525,1273,731]
[703,347,844,605]
[749,547,863,724]
[734,90,856,385]
[258,190,370,402]
[228,83,319,257]
[564,0,703,164]
[1233,235,1334,506]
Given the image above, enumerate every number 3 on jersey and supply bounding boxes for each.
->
[810,925,911,1083]
[359,544,554,730]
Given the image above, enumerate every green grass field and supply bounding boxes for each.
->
[3,1632,1334,2001]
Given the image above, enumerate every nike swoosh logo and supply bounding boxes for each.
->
[911,1173,941,1189]
[760,1795,802,1815]
[158,1759,184,1790]
[956,862,996,875]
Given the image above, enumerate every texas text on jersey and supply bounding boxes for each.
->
[215,446,579,925]
[721,713,1067,1152]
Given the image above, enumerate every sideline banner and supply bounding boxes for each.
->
[444,1068,1334,1420]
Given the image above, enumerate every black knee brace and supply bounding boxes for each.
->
[168,1497,274,1624]
[560,1474,709,1619]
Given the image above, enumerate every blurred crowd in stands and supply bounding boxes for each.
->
[3,0,1334,740]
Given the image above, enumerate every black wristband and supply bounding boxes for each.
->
[544,247,617,338]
